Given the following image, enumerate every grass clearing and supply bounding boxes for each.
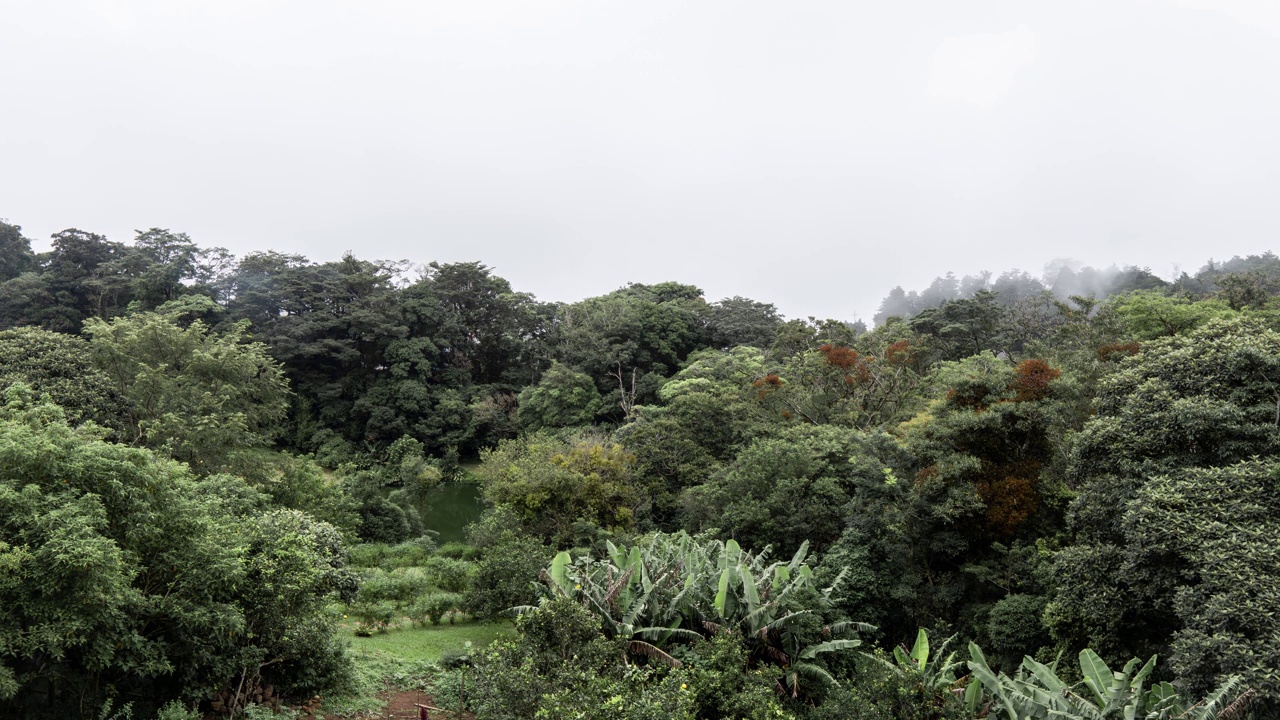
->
[319,620,515,716]
[345,620,515,665]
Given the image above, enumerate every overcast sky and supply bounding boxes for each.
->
[4,1,1280,321]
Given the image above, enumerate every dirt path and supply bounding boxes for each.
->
[299,689,468,720]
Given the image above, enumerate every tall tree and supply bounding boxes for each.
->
[84,309,290,473]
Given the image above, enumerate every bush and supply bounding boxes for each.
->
[348,539,436,570]
[354,491,414,544]
[424,557,474,594]
[436,541,481,561]
[802,650,969,720]
[985,593,1049,668]
[349,601,397,636]
[410,593,462,625]
[462,511,549,620]
[672,633,797,720]
[356,568,430,607]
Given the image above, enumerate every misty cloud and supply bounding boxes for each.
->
[3,1,1279,323]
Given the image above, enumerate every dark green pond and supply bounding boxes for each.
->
[421,482,486,544]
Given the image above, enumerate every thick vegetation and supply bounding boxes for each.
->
[1,217,1277,718]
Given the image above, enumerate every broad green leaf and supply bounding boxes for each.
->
[549,551,572,595]
[909,627,929,668]
[1078,649,1113,707]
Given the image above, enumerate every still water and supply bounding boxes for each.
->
[421,482,486,544]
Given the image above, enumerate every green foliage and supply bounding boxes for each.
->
[674,632,798,720]
[1106,289,1238,339]
[755,338,925,429]
[1071,317,1280,480]
[536,532,871,700]
[463,509,551,620]
[465,599,699,720]
[706,296,784,349]
[153,700,202,720]
[9,217,1280,715]
[0,327,127,430]
[516,361,603,430]
[0,389,352,718]
[410,592,463,625]
[966,642,1248,720]
[878,353,1071,633]
[0,220,34,282]
[83,309,290,473]
[907,291,1005,362]
[1053,319,1280,677]
[1123,461,1280,709]
[423,556,474,593]
[236,452,361,538]
[477,433,641,545]
[984,594,1049,669]
[690,425,887,555]
[867,629,965,694]
[436,541,482,560]
[813,638,971,720]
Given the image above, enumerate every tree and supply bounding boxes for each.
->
[476,433,641,545]
[706,296,783,349]
[1122,461,1280,709]
[875,286,919,325]
[515,361,602,431]
[843,354,1072,637]
[128,228,206,310]
[0,327,127,429]
[907,291,1005,361]
[1105,289,1236,340]
[753,339,924,428]
[0,388,355,718]
[83,309,290,473]
[0,220,33,282]
[1050,318,1280,680]
[462,507,550,620]
[612,347,768,525]
[690,425,891,556]
[552,283,713,417]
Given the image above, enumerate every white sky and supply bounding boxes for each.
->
[3,1,1280,320]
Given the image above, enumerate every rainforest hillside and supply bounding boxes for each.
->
[1,219,1276,719]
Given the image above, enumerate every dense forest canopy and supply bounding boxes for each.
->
[2,216,1277,719]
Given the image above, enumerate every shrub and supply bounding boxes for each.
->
[424,557,474,594]
[436,541,481,560]
[411,593,462,626]
[154,702,202,720]
[985,594,1049,668]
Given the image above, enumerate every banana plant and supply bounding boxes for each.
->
[528,532,872,689]
[866,628,965,690]
[966,642,1248,720]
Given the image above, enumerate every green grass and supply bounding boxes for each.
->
[319,620,515,716]
[345,620,515,664]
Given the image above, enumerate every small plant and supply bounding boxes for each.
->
[240,703,298,720]
[155,701,201,720]
[97,701,133,720]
